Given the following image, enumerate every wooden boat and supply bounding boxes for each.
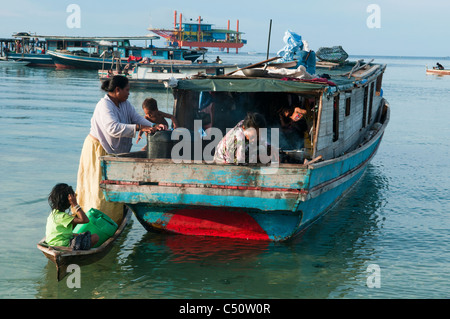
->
[46,36,205,70]
[98,60,247,89]
[0,58,30,66]
[149,10,246,54]
[99,58,390,242]
[37,208,132,281]
[426,67,450,75]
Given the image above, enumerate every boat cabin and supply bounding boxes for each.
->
[159,60,387,164]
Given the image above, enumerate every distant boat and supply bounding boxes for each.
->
[98,59,248,89]
[5,32,56,67]
[149,10,247,54]
[46,36,205,70]
[5,33,205,69]
[426,65,450,75]
[0,58,30,66]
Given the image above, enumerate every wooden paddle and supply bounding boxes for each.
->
[224,56,281,76]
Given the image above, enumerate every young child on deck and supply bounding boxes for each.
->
[136,97,177,149]
[45,183,99,250]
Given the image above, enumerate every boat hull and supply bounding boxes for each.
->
[49,50,203,70]
[101,104,389,241]
[98,63,242,89]
[5,53,54,67]
[37,208,132,281]
[426,68,450,75]
[48,50,124,70]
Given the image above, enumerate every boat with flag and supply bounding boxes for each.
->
[99,49,390,241]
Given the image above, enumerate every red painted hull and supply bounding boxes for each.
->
[164,208,270,241]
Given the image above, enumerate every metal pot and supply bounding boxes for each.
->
[242,68,268,77]
[280,149,307,163]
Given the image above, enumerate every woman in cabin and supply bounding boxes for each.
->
[45,183,99,250]
[76,76,166,225]
[276,104,308,150]
[213,112,267,165]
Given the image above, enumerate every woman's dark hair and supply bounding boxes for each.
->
[242,112,266,130]
[48,183,75,211]
[101,75,129,92]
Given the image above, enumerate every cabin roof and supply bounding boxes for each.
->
[177,60,386,94]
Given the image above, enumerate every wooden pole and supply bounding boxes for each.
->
[236,20,240,54]
[266,19,272,60]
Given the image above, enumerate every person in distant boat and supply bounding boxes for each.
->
[136,97,178,149]
[215,56,223,64]
[45,183,99,250]
[76,76,167,225]
[436,62,444,70]
[214,112,268,164]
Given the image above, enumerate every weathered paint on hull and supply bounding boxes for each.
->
[49,52,122,70]
[128,205,301,241]
[102,127,385,241]
[123,144,373,241]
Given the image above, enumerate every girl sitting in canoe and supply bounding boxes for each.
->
[45,183,99,250]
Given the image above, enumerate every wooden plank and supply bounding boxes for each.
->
[102,158,309,190]
[352,64,380,80]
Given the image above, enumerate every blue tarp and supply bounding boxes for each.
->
[277,30,316,75]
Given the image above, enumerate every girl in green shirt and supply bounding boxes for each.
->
[45,183,99,249]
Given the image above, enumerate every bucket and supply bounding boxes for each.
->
[73,208,118,248]
[147,130,174,159]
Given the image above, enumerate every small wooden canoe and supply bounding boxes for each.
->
[37,207,132,281]
[426,68,450,75]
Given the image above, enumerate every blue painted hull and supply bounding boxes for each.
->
[5,53,54,66]
[48,50,203,70]
[101,110,388,241]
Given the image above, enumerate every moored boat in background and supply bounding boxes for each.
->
[98,59,248,89]
[46,35,206,70]
[149,10,247,54]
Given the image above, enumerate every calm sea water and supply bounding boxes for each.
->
[0,53,449,300]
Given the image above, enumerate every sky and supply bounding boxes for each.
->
[1,0,449,57]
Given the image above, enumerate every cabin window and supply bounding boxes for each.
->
[362,86,368,128]
[345,97,351,116]
[368,82,374,123]
[333,94,340,142]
